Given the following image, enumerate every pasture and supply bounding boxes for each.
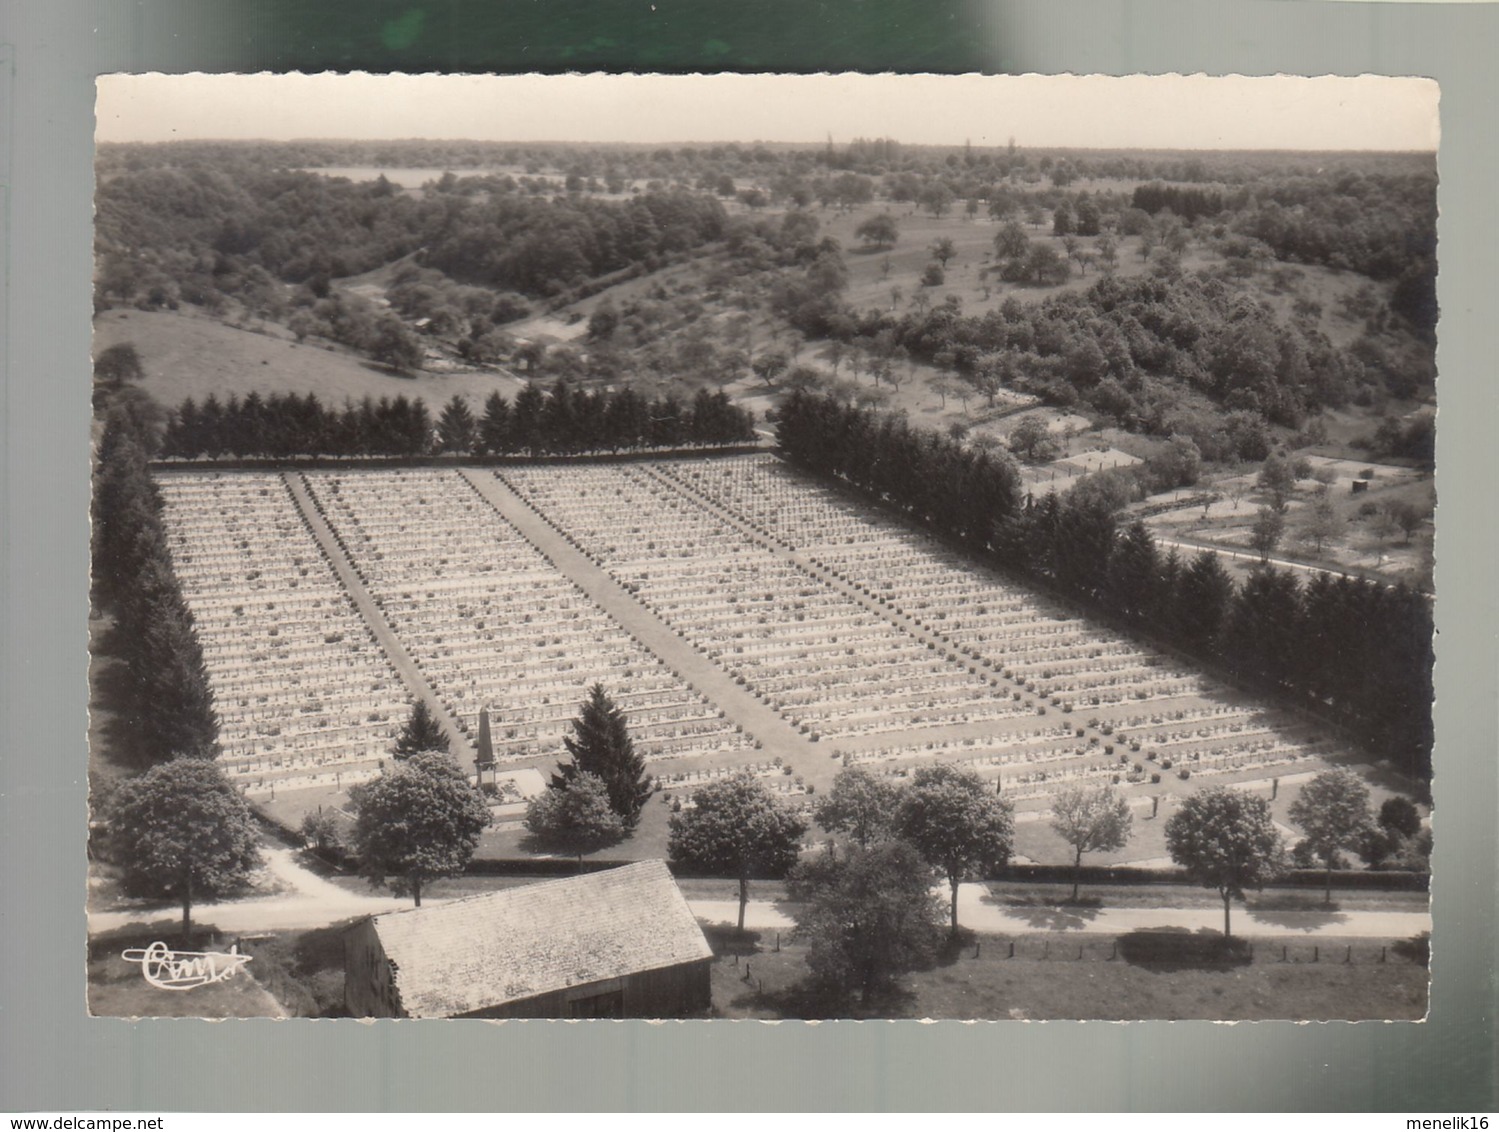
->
[93,307,525,413]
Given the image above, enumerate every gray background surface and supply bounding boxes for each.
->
[1,0,1493,1112]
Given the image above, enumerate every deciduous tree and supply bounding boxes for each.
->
[369,314,424,375]
[994,220,1029,261]
[105,758,262,938]
[1288,769,1374,904]
[815,767,903,847]
[1257,454,1297,512]
[896,764,1014,935]
[788,841,944,1006]
[1250,505,1285,563]
[854,213,899,251]
[667,772,806,932]
[349,752,491,906]
[1165,786,1284,940]
[524,772,627,864]
[1050,784,1134,902]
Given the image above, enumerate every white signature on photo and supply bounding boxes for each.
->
[120,941,253,990]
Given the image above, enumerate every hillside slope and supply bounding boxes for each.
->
[93,308,523,411]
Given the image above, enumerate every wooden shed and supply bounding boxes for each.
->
[344,859,714,1019]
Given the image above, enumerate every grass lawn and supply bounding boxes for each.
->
[984,881,1427,914]
[707,928,1428,1021]
[89,921,356,1018]
[88,924,288,1018]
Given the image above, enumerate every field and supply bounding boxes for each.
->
[706,928,1429,1021]
[145,453,1419,867]
[93,307,525,414]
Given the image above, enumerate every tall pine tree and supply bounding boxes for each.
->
[392,699,450,760]
[553,683,651,828]
[126,595,220,763]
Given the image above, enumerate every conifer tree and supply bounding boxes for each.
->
[554,683,651,827]
[392,699,450,760]
[437,394,477,454]
[478,391,511,455]
[127,596,220,763]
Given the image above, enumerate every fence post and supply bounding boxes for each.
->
[1345,945,1352,964]
[1381,946,1387,964]
[1008,941,1015,959]
[1313,945,1319,963]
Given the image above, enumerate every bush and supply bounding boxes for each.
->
[1379,796,1422,838]
[1117,930,1252,967]
[1392,931,1430,967]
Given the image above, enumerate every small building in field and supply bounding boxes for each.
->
[344,859,713,1019]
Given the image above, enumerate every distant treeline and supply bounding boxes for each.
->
[95,165,727,311]
[96,139,1434,321]
[158,382,756,460]
[777,390,1434,781]
[1131,182,1228,222]
[783,268,1418,437]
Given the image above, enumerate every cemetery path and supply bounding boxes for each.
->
[89,850,1431,941]
[282,471,475,762]
[1152,534,1370,583]
[697,884,1434,940]
[88,849,444,934]
[458,468,837,787]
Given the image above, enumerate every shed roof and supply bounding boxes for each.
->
[366,860,712,1018]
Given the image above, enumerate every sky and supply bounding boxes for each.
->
[95,73,1440,152]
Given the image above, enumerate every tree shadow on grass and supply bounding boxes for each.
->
[933,926,980,967]
[1245,906,1350,932]
[1116,928,1253,972]
[359,360,420,381]
[701,922,765,958]
[1001,900,1103,932]
[732,976,919,1020]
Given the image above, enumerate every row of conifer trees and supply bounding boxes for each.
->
[92,401,220,765]
[776,389,1434,780]
[157,381,757,461]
